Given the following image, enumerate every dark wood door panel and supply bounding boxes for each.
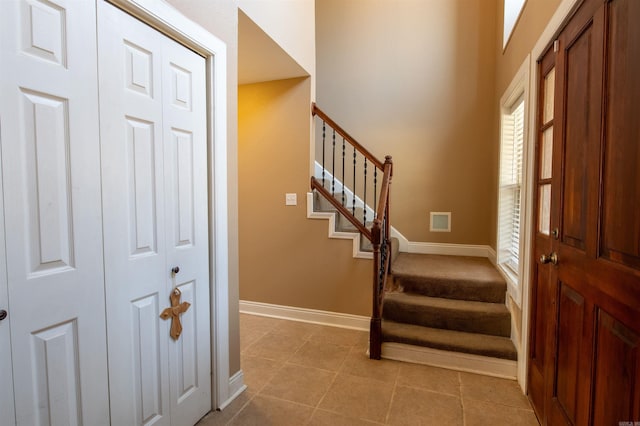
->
[601,0,640,270]
[591,310,639,425]
[532,265,552,367]
[529,263,553,421]
[557,246,640,330]
[560,22,594,252]
[554,283,585,424]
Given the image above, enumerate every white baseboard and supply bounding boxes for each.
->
[406,241,497,263]
[381,342,517,380]
[217,370,247,410]
[239,300,369,331]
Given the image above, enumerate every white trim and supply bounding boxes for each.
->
[381,342,517,380]
[407,242,496,262]
[390,227,409,252]
[109,0,234,409]
[218,371,247,411]
[515,0,582,393]
[497,55,530,308]
[239,300,370,331]
[306,192,373,259]
[429,212,451,232]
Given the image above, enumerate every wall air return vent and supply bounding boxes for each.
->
[430,212,451,232]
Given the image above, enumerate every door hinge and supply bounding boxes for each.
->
[553,40,560,53]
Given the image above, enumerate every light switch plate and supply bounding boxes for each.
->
[285,193,297,206]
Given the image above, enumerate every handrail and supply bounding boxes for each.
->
[310,103,392,360]
[374,157,393,228]
[311,176,373,241]
[312,103,384,170]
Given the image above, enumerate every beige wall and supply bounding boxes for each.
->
[165,0,242,376]
[239,78,372,316]
[317,0,499,246]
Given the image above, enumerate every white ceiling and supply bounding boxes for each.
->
[238,10,309,85]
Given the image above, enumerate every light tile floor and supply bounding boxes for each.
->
[197,313,540,425]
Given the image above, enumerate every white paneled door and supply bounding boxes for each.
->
[0,1,110,425]
[97,2,211,426]
[0,1,212,425]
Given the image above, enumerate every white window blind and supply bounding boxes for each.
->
[498,96,524,276]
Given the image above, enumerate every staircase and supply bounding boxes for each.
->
[381,253,517,377]
[309,104,517,376]
[311,189,517,375]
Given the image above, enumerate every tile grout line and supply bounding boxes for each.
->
[459,371,467,426]
[302,329,324,425]
[384,362,401,425]
[306,342,361,424]
[222,393,254,426]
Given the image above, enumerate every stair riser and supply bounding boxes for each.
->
[394,277,506,304]
[383,301,511,337]
[381,332,517,361]
[381,320,518,361]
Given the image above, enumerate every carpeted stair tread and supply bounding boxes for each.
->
[383,292,511,337]
[382,320,517,361]
[391,253,506,303]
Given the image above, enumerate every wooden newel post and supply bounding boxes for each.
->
[370,223,382,360]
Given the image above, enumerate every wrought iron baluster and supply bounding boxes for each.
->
[321,121,326,187]
[363,158,367,225]
[352,147,356,216]
[342,138,345,206]
[332,129,336,196]
[374,167,378,219]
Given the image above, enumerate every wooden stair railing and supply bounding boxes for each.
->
[310,103,392,359]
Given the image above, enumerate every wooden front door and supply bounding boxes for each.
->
[528,0,640,424]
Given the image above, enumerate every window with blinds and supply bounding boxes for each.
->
[498,96,524,277]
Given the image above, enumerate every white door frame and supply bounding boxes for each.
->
[517,0,582,391]
[106,0,234,409]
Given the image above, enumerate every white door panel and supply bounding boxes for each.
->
[0,126,15,426]
[163,36,210,426]
[98,2,210,425]
[0,1,109,425]
[98,3,170,425]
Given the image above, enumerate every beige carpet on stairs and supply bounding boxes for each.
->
[382,253,516,361]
